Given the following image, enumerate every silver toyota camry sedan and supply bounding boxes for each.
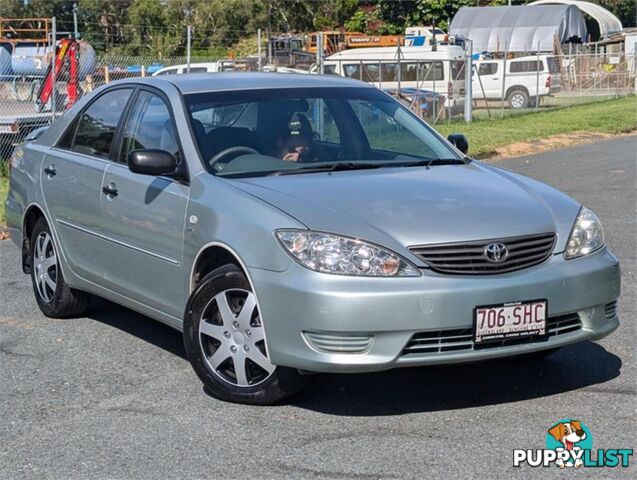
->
[5,73,620,404]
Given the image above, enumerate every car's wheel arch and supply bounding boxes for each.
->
[506,85,529,101]
[190,242,248,293]
[21,203,73,287]
[187,241,273,356]
[22,204,47,274]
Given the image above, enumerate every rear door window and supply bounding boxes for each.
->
[71,88,133,159]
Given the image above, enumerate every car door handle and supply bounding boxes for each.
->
[44,166,57,177]
[102,185,118,198]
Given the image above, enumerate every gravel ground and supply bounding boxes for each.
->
[1,136,635,479]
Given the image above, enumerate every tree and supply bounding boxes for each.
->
[0,0,24,18]
[593,0,635,28]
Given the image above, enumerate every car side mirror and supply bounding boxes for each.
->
[128,149,177,176]
[447,134,469,155]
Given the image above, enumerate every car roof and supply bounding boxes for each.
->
[128,72,371,94]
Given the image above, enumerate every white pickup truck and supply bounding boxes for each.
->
[472,55,561,109]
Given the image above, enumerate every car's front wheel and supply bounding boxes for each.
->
[183,264,307,405]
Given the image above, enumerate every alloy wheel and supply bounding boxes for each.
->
[511,93,526,109]
[33,232,58,303]
[199,289,275,387]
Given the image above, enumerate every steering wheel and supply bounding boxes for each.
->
[209,146,259,171]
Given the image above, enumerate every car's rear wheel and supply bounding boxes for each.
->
[507,89,529,109]
[30,218,90,318]
[183,264,307,405]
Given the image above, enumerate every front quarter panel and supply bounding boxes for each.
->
[183,172,303,287]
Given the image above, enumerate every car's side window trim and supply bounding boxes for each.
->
[112,87,142,164]
[110,86,140,163]
[53,85,137,162]
[115,85,190,184]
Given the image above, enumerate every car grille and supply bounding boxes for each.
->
[408,232,557,275]
[402,312,582,356]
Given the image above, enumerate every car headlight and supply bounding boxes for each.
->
[276,230,420,277]
[564,207,605,259]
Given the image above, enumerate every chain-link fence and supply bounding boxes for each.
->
[318,55,469,123]
[469,50,636,120]
[2,21,636,164]
[0,53,249,162]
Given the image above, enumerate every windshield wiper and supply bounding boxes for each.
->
[270,162,384,176]
[401,157,470,168]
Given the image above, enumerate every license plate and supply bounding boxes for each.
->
[474,300,547,344]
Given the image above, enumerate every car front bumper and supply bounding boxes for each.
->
[249,248,620,373]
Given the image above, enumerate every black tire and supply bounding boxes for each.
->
[183,264,307,405]
[30,218,91,318]
[507,88,530,109]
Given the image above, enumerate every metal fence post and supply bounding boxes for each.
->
[73,2,79,38]
[317,32,324,74]
[535,42,540,109]
[396,43,402,96]
[433,60,437,124]
[634,47,637,95]
[50,17,56,122]
[464,39,473,123]
[186,25,191,73]
[257,29,262,72]
[500,43,508,118]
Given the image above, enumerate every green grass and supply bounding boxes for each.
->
[436,96,637,158]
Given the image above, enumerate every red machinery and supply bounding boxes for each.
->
[36,38,80,112]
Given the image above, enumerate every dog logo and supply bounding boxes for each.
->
[513,418,633,468]
[547,420,589,468]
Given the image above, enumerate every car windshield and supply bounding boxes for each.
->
[184,87,462,178]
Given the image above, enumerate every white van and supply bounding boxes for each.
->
[152,60,236,76]
[321,45,466,109]
[472,55,561,108]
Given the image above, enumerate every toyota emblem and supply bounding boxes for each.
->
[483,242,509,263]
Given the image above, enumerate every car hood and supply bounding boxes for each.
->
[228,162,580,259]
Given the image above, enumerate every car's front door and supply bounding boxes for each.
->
[474,62,499,99]
[97,89,189,318]
[40,88,134,283]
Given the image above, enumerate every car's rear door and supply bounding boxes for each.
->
[97,88,189,318]
[40,87,134,283]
